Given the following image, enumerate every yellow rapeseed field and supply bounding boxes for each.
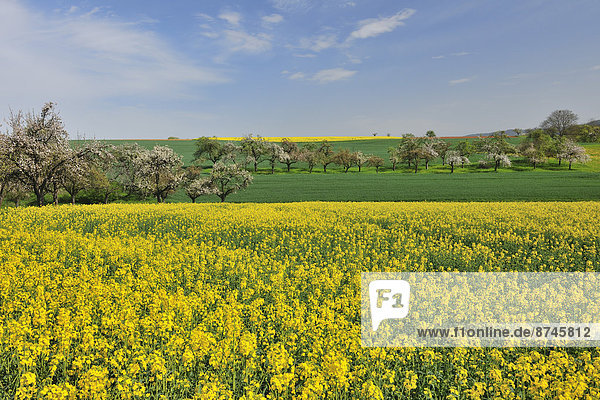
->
[1,202,599,399]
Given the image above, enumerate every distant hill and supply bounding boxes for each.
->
[587,120,600,127]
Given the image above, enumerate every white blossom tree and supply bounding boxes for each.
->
[0,102,100,206]
[185,177,216,203]
[557,140,590,170]
[355,151,369,172]
[475,133,515,171]
[280,139,299,172]
[135,145,184,203]
[208,162,253,202]
[240,134,268,172]
[446,150,470,173]
[264,142,286,174]
[421,141,439,170]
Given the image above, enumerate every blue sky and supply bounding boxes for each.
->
[1,0,598,138]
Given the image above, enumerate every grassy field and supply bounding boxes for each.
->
[61,139,600,205]
[165,171,600,203]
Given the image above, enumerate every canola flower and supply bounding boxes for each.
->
[0,202,599,399]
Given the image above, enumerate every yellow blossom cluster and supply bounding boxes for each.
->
[0,202,599,399]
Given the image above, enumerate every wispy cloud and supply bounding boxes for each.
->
[312,68,357,83]
[293,53,317,58]
[270,0,313,13]
[289,72,306,80]
[0,0,226,105]
[348,9,415,41]
[262,14,284,24]
[195,13,215,22]
[222,30,272,54]
[449,77,472,86]
[433,52,470,59]
[591,65,600,71]
[295,33,338,52]
[285,68,357,83]
[218,11,242,26]
[197,11,274,58]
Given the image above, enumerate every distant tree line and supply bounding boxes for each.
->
[0,105,595,207]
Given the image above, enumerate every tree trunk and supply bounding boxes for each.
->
[104,193,110,204]
[425,160,429,170]
[376,167,380,173]
[358,165,361,172]
[392,163,396,171]
[495,161,499,172]
[0,183,5,207]
[52,184,59,206]
[254,162,258,172]
[323,165,327,173]
[36,191,44,207]
[16,198,20,207]
[414,161,418,173]
[271,164,275,174]
[569,161,573,170]
[156,193,162,203]
[71,192,76,205]
[287,164,291,172]
[558,158,562,166]
[442,156,446,166]
[220,194,226,202]
[451,163,454,173]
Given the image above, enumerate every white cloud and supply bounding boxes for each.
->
[449,78,472,85]
[201,31,219,39]
[222,30,272,54]
[293,53,317,58]
[289,72,306,80]
[297,33,338,52]
[284,68,357,83]
[270,0,313,13]
[262,14,284,24]
[311,68,356,83]
[432,55,445,59]
[0,0,226,106]
[218,11,242,26]
[451,51,470,56]
[348,9,415,40]
[195,13,215,22]
[591,65,600,71]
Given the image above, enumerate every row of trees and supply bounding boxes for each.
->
[194,129,590,175]
[0,103,252,206]
[195,135,386,174]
